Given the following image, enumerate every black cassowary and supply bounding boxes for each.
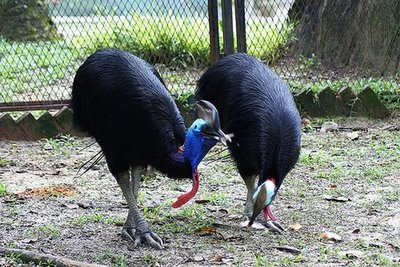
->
[196,53,301,232]
[71,48,229,249]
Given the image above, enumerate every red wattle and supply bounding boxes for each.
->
[171,169,199,208]
[263,205,277,221]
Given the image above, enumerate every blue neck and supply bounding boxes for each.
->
[182,119,218,171]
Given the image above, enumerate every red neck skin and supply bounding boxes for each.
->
[262,177,277,221]
[171,168,199,208]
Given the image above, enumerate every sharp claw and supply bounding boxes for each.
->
[265,220,284,234]
[145,233,164,250]
[123,227,164,249]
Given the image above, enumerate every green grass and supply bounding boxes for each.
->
[0,38,81,101]
[31,224,61,239]
[0,182,8,197]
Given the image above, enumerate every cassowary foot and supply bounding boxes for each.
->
[262,220,285,234]
[122,226,164,249]
[247,213,285,234]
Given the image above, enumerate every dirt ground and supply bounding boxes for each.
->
[0,116,399,267]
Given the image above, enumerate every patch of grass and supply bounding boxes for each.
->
[0,38,81,101]
[200,191,228,205]
[31,224,61,239]
[72,212,105,226]
[247,20,296,64]
[94,251,128,267]
[43,135,76,156]
[299,53,319,70]
[0,182,8,197]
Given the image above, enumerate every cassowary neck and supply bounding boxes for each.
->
[159,146,192,178]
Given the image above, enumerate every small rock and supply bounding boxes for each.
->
[43,143,53,150]
[346,131,359,140]
[320,122,338,133]
[193,256,204,262]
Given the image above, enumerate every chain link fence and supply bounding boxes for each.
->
[0,0,397,113]
[0,0,305,112]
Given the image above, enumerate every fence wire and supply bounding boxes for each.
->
[0,0,306,111]
[2,0,395,112]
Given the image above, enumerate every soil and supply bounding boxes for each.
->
[0,117,399,266]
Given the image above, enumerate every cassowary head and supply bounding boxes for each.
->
[172,100,230,208]
[249,178,277,226]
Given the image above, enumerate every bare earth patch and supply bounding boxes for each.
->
[0,116,399,266]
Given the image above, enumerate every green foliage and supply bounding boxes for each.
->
[247,21,296,64]
[32,224,61,239]
[0,38,80,101]
[0,182,7,197]
[43,135,76,156]
[299,53,319,69]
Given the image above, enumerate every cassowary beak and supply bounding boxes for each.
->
[248,180,277,226]
[195,100,233,145]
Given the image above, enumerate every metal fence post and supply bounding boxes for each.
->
[221,0,234,56]
[208,0,220,64]
[234,0,247,53]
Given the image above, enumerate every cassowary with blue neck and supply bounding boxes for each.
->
[71,49,229,249]
[196,53,301,232]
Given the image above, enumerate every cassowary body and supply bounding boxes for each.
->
[71,49,227,249]
[196,53,301,232]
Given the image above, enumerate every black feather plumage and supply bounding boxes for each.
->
[196,53,301,191]
[71,48,191,178]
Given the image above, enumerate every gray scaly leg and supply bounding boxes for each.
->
[117,169,164,249]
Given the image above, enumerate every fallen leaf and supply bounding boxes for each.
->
[321,231,342,242]
[239,220,266,229]
[324,195,351,202]
[328,183,337,189]
[195,226,216,236]
[289,223,302,231]
[213,255,223,262]
[346,132,359,140]
[274,245,301,255]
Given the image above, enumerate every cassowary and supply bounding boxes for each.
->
[71,48,229,249]
[196,53,301,232]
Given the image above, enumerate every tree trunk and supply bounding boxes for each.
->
[292,0,400,75]
[0,0,60,41]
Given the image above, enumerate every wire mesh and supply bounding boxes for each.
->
[1,0,396,112]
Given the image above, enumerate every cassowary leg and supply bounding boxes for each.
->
[117,169,163,249]
[243,176,284,234]
[243,175,257,218]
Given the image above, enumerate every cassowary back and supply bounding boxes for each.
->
[71,49,189,177]
[196,53,301,189]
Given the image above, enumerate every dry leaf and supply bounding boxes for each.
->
[213,255,223,262]
[195,226,216,235]
[289,223,302,231]
[239,220,266,229]
[328,183,337,189]
[321,231,342,242]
